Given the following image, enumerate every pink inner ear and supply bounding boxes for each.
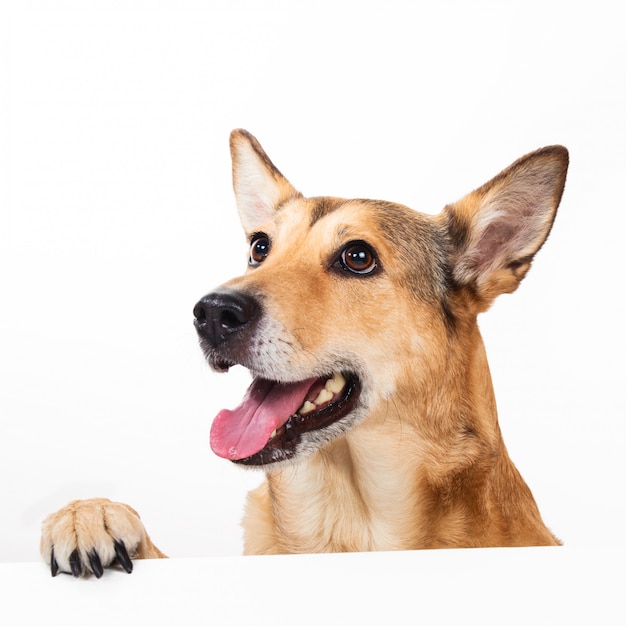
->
[247,195,276,225]
[464,175,557,280]
[471,217,524,273]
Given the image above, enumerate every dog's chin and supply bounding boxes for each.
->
[233,371,363,470]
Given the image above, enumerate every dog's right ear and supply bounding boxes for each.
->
[229,129,302,233]
[443,145,569,311]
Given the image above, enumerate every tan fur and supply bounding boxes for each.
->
[41,131,568,576]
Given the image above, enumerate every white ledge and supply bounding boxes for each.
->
[1,546,622,624]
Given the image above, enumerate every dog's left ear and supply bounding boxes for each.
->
[229,129,302,233]
[444,146,568,308]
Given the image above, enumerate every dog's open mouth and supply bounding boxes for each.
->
[210,372,360,466]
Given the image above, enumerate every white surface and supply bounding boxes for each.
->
[2,547,623,625]
[1,0,625,587]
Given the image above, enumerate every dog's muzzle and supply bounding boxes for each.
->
[193,288,364,466]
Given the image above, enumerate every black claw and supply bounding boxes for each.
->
[114,539,133,574]
[50,547,59,577]
[88,550,104,579]
[69,549,82,577]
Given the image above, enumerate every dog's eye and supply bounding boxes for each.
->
[249,234,270,266]
[338,241,378,275]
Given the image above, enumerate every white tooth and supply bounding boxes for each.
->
[326,372,346,394]
[269,429,277,439]
[314,388,333,405]
[299,401,316,415]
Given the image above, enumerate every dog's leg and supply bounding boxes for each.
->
[40,498,166,577]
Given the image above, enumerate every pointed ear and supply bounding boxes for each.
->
[229,129,301,233]
[444,146,569,308]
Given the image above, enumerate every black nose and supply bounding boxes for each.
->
[193,289,259,348]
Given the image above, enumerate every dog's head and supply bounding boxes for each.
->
[194,130,568,469]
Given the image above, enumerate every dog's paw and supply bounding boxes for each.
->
[40,498,166,578]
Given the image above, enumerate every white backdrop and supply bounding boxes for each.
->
[1,0,624,564]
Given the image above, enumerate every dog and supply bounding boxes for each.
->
[40,129,568,576]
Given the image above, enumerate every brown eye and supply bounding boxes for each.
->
[249,234,270,266]
[339,241,378,275]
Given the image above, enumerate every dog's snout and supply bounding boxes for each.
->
[193,289,259,347]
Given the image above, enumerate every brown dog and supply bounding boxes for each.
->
[41,130,568,576]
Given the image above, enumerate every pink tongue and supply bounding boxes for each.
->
[210,377,317,460]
